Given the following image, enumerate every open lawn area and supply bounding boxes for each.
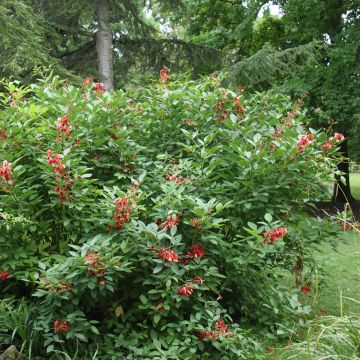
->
[266,231,360,359]
[315,231,360,316]
[351,173,360,199]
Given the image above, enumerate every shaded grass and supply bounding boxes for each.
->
[351,173,360,200]
[314,231,360,316]
[258,231,360,359]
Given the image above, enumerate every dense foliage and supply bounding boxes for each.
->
[0,75,341,359]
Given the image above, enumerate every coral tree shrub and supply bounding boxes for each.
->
[0,76,339,359]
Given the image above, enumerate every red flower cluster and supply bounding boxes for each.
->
[215,95,245,121]
[160,215,181,230]
[196,319,229,340]
[165,174,186,184]
[160,67,170,84]
[215,319,229,334]
[47,150,65,175]
[114,196,135,230]
[320,141,333,150]
[82,77,93,86]
[196,330,220,340]
[177,276,204,297]
[84,251,106,285]
[296,134,314,152]
[93,82,105,94]
[273,129,284,140]
[56,115,71,143]
[215,97,229,121]
[53,320,69,333]
[0,129,7,140]
[157,248,179,262]
[178,283,193,296]
[47,150,74,204]
[0,271,9,281]
[320,132,345,151]
[192,276,205,284]
[45,279,72,293]
[191,217,201,231]
[0,160,14,189]
[301,282,311,295]
[186,244,205,258]
[263,227,288,245]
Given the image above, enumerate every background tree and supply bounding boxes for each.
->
[0,0,220,88]
[171,0,359,203]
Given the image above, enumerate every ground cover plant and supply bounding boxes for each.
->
[0,74,343,359]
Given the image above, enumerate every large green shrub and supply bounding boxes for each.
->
[0,75,340,359]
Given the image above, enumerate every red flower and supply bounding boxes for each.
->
[215,319,229,334]
[113,197,135,230]
[263,227,287,245]
[82,77,93,86]
[157,248,179,262]
[53,320,69,333]
[186,244,205,258]
[93,82,105,94]
[192,276,204,284]
[56,115,71,140]
[191,218,201,231]
[165,174,186,184]
[0,271,9,281]
[84,251,102,268]
[84,251,106,284]
[160,215,180,230]
[187,119,194,125]
[296,134,314,152]
[301,282,311,295]
[332,133,345,141]
[320,140,333,150]
[196,330,219,340]
[159,67,170,84]
[178,283,193,296]
[321,133,344,150]
[46,150,66,175]
[0,129,7,140]
[0,160,13,185]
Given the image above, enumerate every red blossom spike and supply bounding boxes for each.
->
[263,227,288,245]
[178,283,193,296]
[53,320,69,333]
[186,244,205,258]
[0,271,10,281]
[157,248,179,262]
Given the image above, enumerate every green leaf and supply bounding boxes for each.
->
[140,295,148,304]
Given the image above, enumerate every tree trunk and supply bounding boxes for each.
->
[95,0,114,90]
[332,138,354,204]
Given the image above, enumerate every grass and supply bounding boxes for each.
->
[314,231,360,316]
[350,172,360,199]
[260,231,360,359]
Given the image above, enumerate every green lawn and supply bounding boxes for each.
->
[266,232,360,359]
[350,173,360,199]
[314,231,360,316]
